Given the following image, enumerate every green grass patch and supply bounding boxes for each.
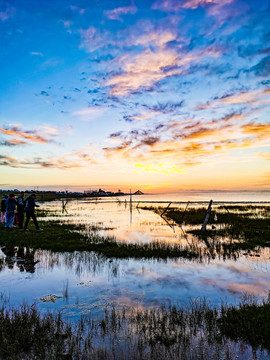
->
[0,218,200,260]
[144,205,270,254]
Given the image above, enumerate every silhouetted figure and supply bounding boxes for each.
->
[5,194,16,228]
[23,193,43,232]
[1,195,6,223]
[17,191,25,229]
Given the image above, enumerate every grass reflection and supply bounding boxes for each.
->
[0,295,269,359]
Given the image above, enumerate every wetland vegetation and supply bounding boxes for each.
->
[2,204,269,261]
[0,217,200,260]
[143,204,270,256]
[0,202,270,359]
[0,294,269,360]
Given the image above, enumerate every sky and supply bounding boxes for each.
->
[0,0,270,192]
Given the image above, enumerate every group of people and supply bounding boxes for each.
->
[1,192,43,232]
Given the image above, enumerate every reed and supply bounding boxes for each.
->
[0,295,269,359]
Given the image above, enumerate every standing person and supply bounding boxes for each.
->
[17,191,25,229]
[1,195,7,223]
[23,193,43,232]
[5,194,17,228]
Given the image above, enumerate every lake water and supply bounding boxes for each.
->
[124,190,270,203]
[0,191,269,320]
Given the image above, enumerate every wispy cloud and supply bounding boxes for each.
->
[124,110,159,122]
[196,89,270,109]
[152,0,247,29]
[39,58,62,71]
[0,1,15,21]
[182,0,233,9]
[30,51,44,56]
[103,141,131,158]
[70,5,85,15]
[0,139,27,146]
[258,152,270,161]
[106,44,221,95]
[72,107,105,121]
[105,5,137,21]
[0,125,57,144]
[152,0,234,12]
[71,145,99,164]
[106,48,179,95]
[0,154,81,169]
[101,100,270,174]
[242,122,270,140]
[80,26,113,52]
[134,30,177,48]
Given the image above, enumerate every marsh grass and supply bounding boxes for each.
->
[143,205,270,254]
[0,217,201,260]
[0,296,269,359]
[219,294,270,352]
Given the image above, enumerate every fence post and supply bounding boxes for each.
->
[161,202,172,217]
[201,200,213,231]
[225,206,233,230]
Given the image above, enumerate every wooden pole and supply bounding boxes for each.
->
[225,206,233,230]
[181,200,190,223]
[161,202,172,217]
[129,189,132,225]
[201,200,213,231]
[130,189,132,205]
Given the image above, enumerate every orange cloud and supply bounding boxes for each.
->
[103,142,131,158]
[242,123,270,139]
[0,154,81,169]
[0,139,27,146]
[0,126,55,144]
[126,110,159,121]
[106,46,220,95]
[100,106,269,176]
[197,89,270,110]
[72,151,99,164]
[106,49,180,95]
[182,127,229,141]
[258,152,270,161]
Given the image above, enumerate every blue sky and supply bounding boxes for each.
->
[0,0,270,191]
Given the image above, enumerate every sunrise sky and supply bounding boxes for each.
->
[0,0,269,192]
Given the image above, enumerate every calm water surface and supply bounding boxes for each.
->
[0,192,269,319]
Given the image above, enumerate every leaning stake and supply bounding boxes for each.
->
[201,200,213,231]
[161,202,172,217]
